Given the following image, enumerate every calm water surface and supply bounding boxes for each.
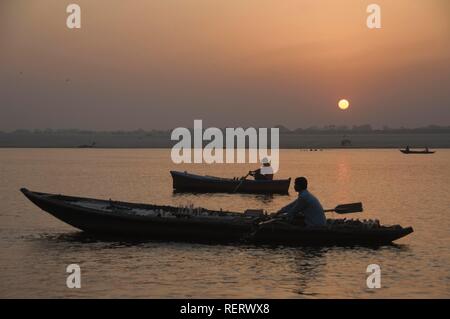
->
[0,149,449,298]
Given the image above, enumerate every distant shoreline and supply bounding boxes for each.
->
[1,147,449,150]
[1,131,449,149]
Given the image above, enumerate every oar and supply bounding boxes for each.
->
[232,173,250,193]
[324,202,363,214]
[268,202,363,219]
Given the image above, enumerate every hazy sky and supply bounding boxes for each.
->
[1,0,449,130]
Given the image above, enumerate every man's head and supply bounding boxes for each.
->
[261,157,271,167]
[294,177,308,192]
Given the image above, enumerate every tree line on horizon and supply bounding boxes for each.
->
[1,124,450,135]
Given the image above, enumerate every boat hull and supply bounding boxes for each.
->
[21,188,414,246]
[20,189,252,242]
[171,171,291,194]
[400,150,435,154]
[251,220,414,246]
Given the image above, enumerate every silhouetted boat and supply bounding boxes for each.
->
[20,188,413,246]
[21,188,252,242]
[77,142,96,148]
[170,171,291,194]
[400,149,435,154]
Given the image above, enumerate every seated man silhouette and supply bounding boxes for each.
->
[249,157,274,180]
[276,177,326,227]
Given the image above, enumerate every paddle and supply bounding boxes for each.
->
[232,173,250,193]
[269,202,363,218]
[324,202,363,214]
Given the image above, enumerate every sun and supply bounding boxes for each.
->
[338,99,350,110]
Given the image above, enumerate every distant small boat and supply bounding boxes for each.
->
[170,171,291,195]
[77,142,96,148]
[400,149,435,154]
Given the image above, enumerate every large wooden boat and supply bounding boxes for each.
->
[21,188,413,246]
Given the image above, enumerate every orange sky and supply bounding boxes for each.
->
[1,0,449,130]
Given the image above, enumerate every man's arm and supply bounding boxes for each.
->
[284,196,308,219]
[248,168,261,176]
[278,198,300,214]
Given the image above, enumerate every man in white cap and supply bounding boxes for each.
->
[249,157,274,180]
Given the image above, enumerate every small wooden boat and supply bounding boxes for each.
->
[170,171,291,194]
[400,149,435,154]
[21,188,414,246]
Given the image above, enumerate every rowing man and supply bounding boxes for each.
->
[276,177,326,227]
[249,157,274,180]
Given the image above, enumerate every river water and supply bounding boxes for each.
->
[0,149,449,298]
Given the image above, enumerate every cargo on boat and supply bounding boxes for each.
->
[21,188,413,246]
[170,171,291,194]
